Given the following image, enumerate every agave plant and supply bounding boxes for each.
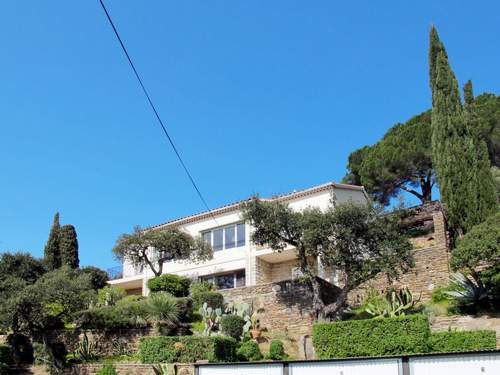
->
[74,334,99,362]
[445,272,489,306]
[199,302,222,336]
[365,287,418,318]
[152,363,174,375]
[147,292,180,334]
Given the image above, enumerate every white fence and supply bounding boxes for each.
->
[196,351,500,375]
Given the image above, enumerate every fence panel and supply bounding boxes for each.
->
[290,358,401,375]
[409,353,500,375]
[198,363,283,375]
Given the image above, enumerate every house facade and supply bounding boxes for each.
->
[109,182,368,295]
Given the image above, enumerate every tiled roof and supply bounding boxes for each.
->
[148,181,366,231]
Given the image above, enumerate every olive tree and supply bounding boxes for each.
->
[113,226,213,277]
[242,199,413,320]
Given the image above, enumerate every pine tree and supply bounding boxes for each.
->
[59,224,79,269]
[44,213,61,270]
[429,27,498,236]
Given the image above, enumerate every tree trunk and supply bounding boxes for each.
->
[420,176,433,203]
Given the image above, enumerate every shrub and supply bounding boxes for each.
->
[97,286,126,307]
[96,363,117,375]
[190,281,215,297]
[0,363,8,375]
[7,333,33,364]
[429,330,496,353]
[0,345,12,366]
[268,340,286,360]
[221,315,246,340]
[313,315,430,358]
[138,336,237,363]
[74,303,149,330]
[175,297,194,322]
[147,274,191,297]
[146,293,180,334]
[193,291,224,310]
[237,340,263,362]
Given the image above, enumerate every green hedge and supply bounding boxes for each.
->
[313,315,431,358]
[193,291,224,310]
[147,274,191,297]
[429,330,496,353]
[138,336,237,363]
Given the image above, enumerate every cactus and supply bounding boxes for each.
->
[199,302,222,336]
[365,287,419,318]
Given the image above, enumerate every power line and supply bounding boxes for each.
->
[97,0,217,223]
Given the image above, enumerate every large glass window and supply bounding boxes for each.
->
[213,228,223,251]
[225,225,235,249]
[202,270,246,290]
[236,223,245,247]
[202,223,245,251]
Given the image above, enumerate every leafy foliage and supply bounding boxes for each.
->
[193,291,224,310]
[97,286,126,307]
[450,212,500,273]
[445,272,490,314]
[0,252,46,284]
[147,274,191,297]
[138,336,237,363]
[243,199,412,319]
[113,226,213,277]
[80,266,109,290]
[313,315,431,358]
[0,345,12,366]
[345,111,434,205]
[221,314,246,340]
[268,340,287,360]
[428,330,496,353]
[237,340,263,362]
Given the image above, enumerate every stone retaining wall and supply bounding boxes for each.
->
[430,315,500,348]
[64,363,194,375]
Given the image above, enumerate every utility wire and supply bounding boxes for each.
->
[98,0,217,223]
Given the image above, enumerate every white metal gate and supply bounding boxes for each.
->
[289,358,401,375]
[198,363,283,375]
[409,353,500,375]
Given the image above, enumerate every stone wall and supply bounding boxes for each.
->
[47,328,155,356]
[348,206,450,304]
[64,363,194,375]
[430,315,500,349]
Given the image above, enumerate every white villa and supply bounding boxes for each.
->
[109,182,368,295]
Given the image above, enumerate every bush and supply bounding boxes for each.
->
[268,340,286,360]
[97,286,126,307]
[221,315,246,340]
[96,363,117,375]
[175,297,194,322]
[429,330,496,353]
[237,340,263,362]
[147,274,191,297]
[138,336,237,363]
[0,345,12,366]
[190,281,215,297]
[7,334,33,364]
[74,303,149,330]
[0,363,8,375]
[193,291,224,310]
[313,315,430,358]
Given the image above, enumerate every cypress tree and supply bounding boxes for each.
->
[463,81,498,224]
[43,212,61,270]
[59,224,79,269]
[429,27,498,236]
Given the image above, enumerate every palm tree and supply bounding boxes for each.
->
[147,292,180,334]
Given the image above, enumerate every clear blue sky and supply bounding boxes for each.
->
[1,1,499,270]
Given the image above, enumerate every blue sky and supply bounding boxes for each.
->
[1,1,499,270]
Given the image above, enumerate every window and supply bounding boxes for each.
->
[213,228,223,251]
[225,225,235,249]
[236,223,245,247]
[202,223,245,251]
[202,269,246,290]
